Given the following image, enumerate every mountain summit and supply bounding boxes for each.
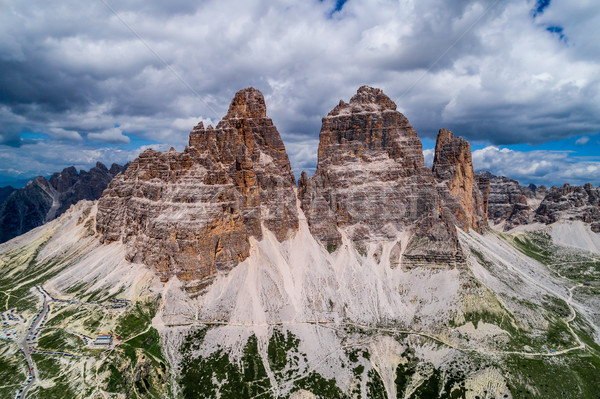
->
[99,86,490,282]
[299,86,486,267]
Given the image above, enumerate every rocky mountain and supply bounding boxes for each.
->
[0,86,599,399]
[535,183,600,232]
[521,183,547,204]
[477,171,532,229]
[298,86,482,268]
[432,128,487,233]
[96,88,298,287]
[478,171,600,232]
[0,162,125,243]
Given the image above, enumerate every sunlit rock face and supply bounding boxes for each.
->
[432,128,488,233]
[96,88,298,285]
[298,86,462,267]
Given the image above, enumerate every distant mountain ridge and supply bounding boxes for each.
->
[478,171,600,232]
[0,162,126,243]
[0,186,15,205]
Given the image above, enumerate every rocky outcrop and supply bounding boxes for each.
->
[521,183,547,210]
[477,171,532,230]
[49,162,127,217]
[298,86,462,267]
[0,178,54,243]
[432,129,487,232]
[475,173,490,222]
[96,88,298,284]
[0,163,124,243]
[535,183,600,232]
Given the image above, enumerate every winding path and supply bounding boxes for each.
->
[15,286,50,399]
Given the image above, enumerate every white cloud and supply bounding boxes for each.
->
[423,148,435,166]
[472,146,600,186]
[48,127,82,142]
[88,127,130,144]
[575,136,590,145]
[285,138,320,178]
[0,140,168,184]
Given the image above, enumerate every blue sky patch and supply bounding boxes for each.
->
[546,25,566,41]
[333,0,348,12]
[121,134,162,150]
[20,132,48,140]
[320,0,348,16]
[533,0,551,17]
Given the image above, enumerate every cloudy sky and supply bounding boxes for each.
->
[1,0,599,187]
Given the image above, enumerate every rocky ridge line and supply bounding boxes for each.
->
[535,183,600,232]
[0,162,125,243]
[477,171,600,232]
[95,86,498,282]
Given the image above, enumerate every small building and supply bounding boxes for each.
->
[93,334,113,346]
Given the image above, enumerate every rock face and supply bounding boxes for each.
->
[535,183,600,232]
[0,163,125,243]
[477,171,532,230]
[475,173,490,222]
[49,163,127,217]
[96,88,298,284]
[432,129,487,232]
[521,183,547,210]
[298,86,462,267]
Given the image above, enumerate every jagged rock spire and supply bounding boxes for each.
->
[432,128,487,232]
[224,87,267,119]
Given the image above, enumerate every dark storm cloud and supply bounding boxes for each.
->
[0,59,99,114]
[0,0,600,183]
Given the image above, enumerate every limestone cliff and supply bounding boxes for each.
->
[96,88,298,285]
[432,129,487,232]
[476,171,532,230]
[298,86,462,267]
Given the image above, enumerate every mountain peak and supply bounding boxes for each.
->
[98,87,298,285]
[350,85,397,109]
[434,128,456,147]
[95,161,108,172]
[328,85,397,116]
[224,87,267,119]
[299,86,462,266]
